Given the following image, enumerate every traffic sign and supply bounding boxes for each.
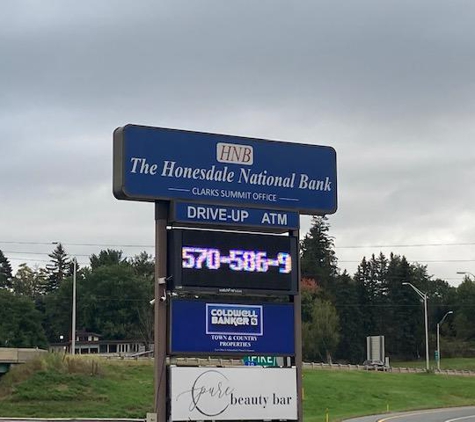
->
[242,356,278,367]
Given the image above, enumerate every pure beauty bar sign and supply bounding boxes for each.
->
[170,366,297,421]
[113,125,337,215]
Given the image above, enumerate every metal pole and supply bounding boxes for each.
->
[437,311,453,371]
[424,295,429,371]
[402,282,430,371]
[436,323,440,371]
[291,228,303,422]
[71,258,77,356]
[154,202,168,422]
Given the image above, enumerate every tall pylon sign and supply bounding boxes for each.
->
[113,124,338,422]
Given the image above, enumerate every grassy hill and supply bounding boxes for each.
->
[0,355,153,418]
[2,355,475,421]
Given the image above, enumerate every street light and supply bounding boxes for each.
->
[52,241,76,355]
[71,257,77,356]
[456,271,475,280]
[402,282,430,371]
[436,311,453,371]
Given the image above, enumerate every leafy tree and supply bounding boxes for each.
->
[0,250,13,289]
[13,263,47,298]
[301,277,321,323]
[0,289,48,348]
[42,274,80,343]
[129,252,155,348]
[90,249,127,270]
[302,299,340,363]
[45,243,70,293]
[79,263,152,343]
[129,251,154,279]
[40,250,154,346]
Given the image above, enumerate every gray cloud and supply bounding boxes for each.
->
[1,0,475,284]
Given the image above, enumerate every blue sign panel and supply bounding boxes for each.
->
[170,300,295,355]
[113,125,337,215]
[172,202,299,230]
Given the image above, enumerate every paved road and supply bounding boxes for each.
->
[345,406,475,422]
[0,419,143,422]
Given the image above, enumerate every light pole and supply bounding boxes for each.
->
[456,271,475,280]
[436,311,453,371]
[71,257,77,356]
[52,241,77,355]
[402,282,430,371]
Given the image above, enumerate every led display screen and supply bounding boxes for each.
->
[168,229,298,294]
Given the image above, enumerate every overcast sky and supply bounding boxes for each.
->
[1,0,475,286]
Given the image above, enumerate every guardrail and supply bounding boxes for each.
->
[0,348,47,364]
[302,361,475,376]
[100,354,475,376]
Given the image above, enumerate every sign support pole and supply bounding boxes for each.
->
[294,291,303,422]
[154,201,168,422]
[291,228,303,422]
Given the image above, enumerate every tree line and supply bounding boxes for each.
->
[300,217,472,364]
[0,247,154,350]
[1,218,474,364]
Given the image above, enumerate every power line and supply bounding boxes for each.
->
[3,250,91,257]
[2,240,475,249]
[339,259,475,263]
[335,242,475,249]
[0,240,152,248]
[5,251,475,265]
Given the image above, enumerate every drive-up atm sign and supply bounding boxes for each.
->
[113,125,337,215]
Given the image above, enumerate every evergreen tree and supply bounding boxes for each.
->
[383,254,421,359]
[354,255,385,337]
[0,250,13,289]
[454,277,475,341]
[429,277,457,342]
[333,271,366,363]
[300,216,338,294]
[45,243,70,293]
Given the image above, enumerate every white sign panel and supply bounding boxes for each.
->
[170,366,297,421]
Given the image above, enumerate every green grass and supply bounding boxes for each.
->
[2,356,475,421]
[392,357,475,371]
[303,369,475,421]
[0,355,153,417]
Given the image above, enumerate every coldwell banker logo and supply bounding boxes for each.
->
[217,142,253,165]
[206,304,263,336]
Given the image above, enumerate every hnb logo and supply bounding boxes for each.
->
[217,142,253,165]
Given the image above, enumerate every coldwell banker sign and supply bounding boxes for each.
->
[170,300,295,355]
[113,125,337,214]
[170,366,297,420]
